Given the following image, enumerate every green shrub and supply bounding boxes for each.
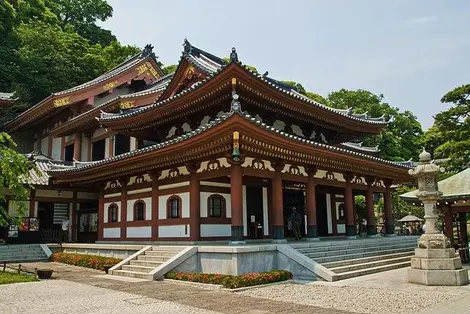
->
[165,270,292,289]
[51,253,121,271]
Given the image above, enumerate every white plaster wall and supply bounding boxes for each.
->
[199,192,231,218]
[104,201,121,223]
[262,187,269,236]
[51,137,62,160]
[33,201,38,217]
[80,135,89,161]
[92,128,106,138]
[200,181,231,188]
[36,189,73,199]
[158,192,189,219]
[126,197,151,221]
[158,181,189,190]
[127,226,151,238]
[326,193,332,234]
[159,225,190,238]
[200,224,231,237]
[105,192,121,198]
[105,137,110,158]
[127,188,152,195]
[40,137,48,155]
[130,137,137,151]
[103,227,120,238]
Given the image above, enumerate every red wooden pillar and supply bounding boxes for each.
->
[188,163,200,241]
[119,178,128,240]
[344,173,356,237]
[73,132,81,161]
[272,161,285,240]
[230,162,244,242]
[366,177,376,236]
[384,180,394,235]
[150,171,161,241]
[306,166,318,239]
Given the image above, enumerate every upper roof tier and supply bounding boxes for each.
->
[5,44,164,132]
[97,40,388,139]
[0,92,17,109]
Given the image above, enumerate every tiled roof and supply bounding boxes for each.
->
[50,110,410,175]
[54,45,158,96]
[0,92,16,101]
[99,40,387,126]
[341,142,379,153]
[400,166,470,201]
[20,152,70,185]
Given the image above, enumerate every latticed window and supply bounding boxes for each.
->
[208,194,225,218]
[134,201,145,221]
[167,196,181,219]
[108,204,118,223]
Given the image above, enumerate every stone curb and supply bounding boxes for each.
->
[162,279,294,292]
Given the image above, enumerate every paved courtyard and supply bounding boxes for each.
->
[3,262,470,314]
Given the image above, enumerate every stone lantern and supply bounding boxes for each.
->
[407,149,469,286]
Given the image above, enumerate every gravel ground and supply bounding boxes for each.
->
[238,283,459,314]
[0,280,220,314]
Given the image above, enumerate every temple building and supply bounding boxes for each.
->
[4,40,412,243]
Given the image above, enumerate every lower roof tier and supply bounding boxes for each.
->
[48,109,411,185]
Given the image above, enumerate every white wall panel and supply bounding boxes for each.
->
[200,224,231,237]
[158,225,189,238]
[127,226,151,238]
[103,227,120,238]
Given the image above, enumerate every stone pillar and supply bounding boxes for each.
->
[73,132,81,161]
[444,207,453,244]
[119,178,128,240]
[344,173,356,238]
[384,180,394,236]
[408,149,468,286]
[188,163,200,241]
[306,166,318,239]
[149,171,161,241]
[230,161,244,243]
[365,177,376,236]
[272,161,285,241]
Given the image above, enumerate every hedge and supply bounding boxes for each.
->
[51,253,121,271]
[165,270,292,289]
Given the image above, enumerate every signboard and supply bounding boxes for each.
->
[8,225,18,238]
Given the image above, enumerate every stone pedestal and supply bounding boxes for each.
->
[408,233,469,286]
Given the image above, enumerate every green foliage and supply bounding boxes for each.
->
[392,185,424,221]
[0,0,141,124]
[355,195,367,232]
[0,271,37,284]
[0,132,33,226]
[162,64,177,75]
[165,270,293,289]
[326,89,424,161]
[51,252,121,270]
[305,91,328,104]
[424,84,470,173]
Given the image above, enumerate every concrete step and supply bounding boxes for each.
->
[329,255,412,274]
[334,261,411,281]
[129,260,163,267]
[137,255,171,262]
[151,246,183,252]
[322,251,414,268]
[111,270,151,279]
[313,247,414,264]
[296,240,417,253]
[144,251,176,257]
[302,243,415,259]
[121,265,155,273]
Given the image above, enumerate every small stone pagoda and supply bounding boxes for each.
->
[407,149,469,286]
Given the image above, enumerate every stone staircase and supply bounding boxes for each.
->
[111,246,183,279]
[0,244,50,262]
[294,237,418,281]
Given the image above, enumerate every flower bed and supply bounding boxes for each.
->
[51,253,121,271]
[165,270,292,289]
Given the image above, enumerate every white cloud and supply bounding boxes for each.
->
[408,16,439,24]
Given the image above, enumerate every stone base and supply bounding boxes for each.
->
[307,225,318,238]
[271,239,288,244]
[408,268,469,286]
[231,226,244,242]
[229,241,247,246]
[305,237,320,242]
[418,233,451,249]
[272,226,285,240]
[366,225,377,236]
[384,233,396,237]
[411,256,462,270]
[414,248,456,258]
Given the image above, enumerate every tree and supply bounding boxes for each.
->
[326,89,424,161]
[424,84,470,173]
[0,133,33,226]
[162,64,177,75]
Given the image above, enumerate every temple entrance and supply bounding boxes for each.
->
[283,189,305,239]
[77,202,98,243]
[246,186,264,239]
[316,194,329,236]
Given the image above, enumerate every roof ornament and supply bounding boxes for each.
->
[183,38,192,54]
[262,71,269,77]
[230,91,242,113]
[142,44,155,58]
[230,47,238,62]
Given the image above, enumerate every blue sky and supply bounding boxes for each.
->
[103,0,469,129]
